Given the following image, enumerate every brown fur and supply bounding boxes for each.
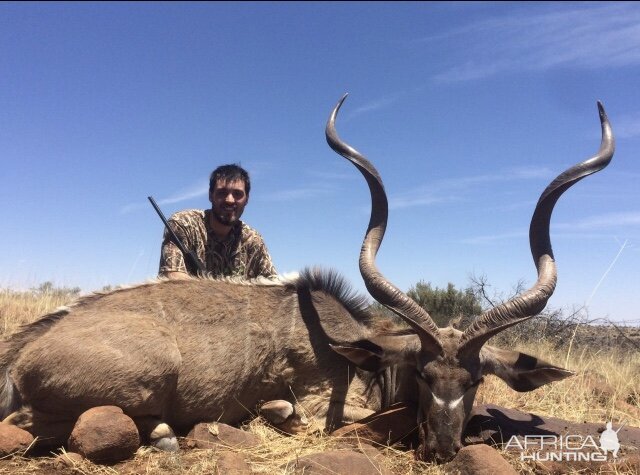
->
[0,269,383,445]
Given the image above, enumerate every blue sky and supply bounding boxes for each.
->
[2,2,639,323]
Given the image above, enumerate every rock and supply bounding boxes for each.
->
[464,404,640,472]
[68,406,140,464]
[538,453,640,474]
[186,422,260,450]
[464,404,640,450]
[80,406,123,416]
[446,444,517,475]
[53,451,84,469]
[215,451,252,474]
[331,402,418,447]
[289,449,391,475]
[0,422,34,456]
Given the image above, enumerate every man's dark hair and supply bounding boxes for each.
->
[209,164,251,195]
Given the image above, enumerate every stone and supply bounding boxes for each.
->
[463,404,640,472]
[186,422,260,450]
[0,422,34,456]
[289,449,391,475]
[215,451,252,474]
[68,406,140,464]
[53,451,84,469]
[446,444,517,475]
[538,453,640,474]
[81,406,123,416]
[464,404,640,450]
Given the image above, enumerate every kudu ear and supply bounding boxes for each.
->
[330,344,384,372]
[481,345,575,392]
[330,334,420,372]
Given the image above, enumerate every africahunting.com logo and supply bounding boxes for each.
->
[505,421,623,462]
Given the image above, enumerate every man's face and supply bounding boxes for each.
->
[209,179,248,226]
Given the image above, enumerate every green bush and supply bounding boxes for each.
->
[369,281,483,328]
[406,281,482,327]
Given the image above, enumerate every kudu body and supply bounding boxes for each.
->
[0,97,614,462]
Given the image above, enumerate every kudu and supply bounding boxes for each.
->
[0,96,614,462]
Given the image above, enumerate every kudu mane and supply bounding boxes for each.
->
[291,267,373,323]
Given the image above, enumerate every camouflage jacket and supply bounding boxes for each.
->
[158,209,277,279]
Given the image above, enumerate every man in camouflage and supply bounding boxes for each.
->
[158,164,277,280]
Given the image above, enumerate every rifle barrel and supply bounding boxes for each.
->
[148,196,206,273]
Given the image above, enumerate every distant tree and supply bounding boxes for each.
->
[467,273,631,350]
[31,281,81,298]
[406,281,483,327]
[368,281,483,328]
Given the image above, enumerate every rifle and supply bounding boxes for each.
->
[148,196,206,275]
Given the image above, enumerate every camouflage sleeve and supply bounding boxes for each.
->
[247,237,277,278]
[158,218,189,275]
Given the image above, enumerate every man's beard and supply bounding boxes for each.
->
[212,206,240,226]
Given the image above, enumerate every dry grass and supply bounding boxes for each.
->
[0,287,638,474]
[477,341,640,428]
[0,287,73,336]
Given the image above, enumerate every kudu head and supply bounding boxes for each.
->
[325,95,615,463]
